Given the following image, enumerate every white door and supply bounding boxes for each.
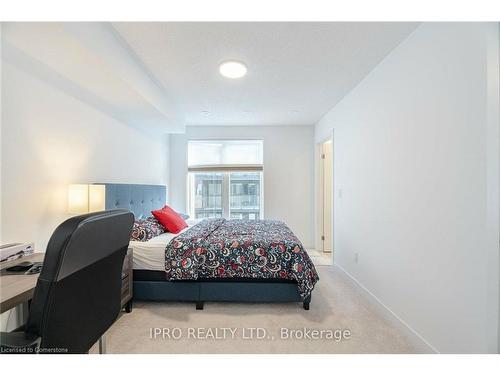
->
[322,140,333,253]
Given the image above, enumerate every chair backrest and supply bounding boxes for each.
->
[26,210,134,353]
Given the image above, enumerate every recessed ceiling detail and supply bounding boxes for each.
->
[2,22,186,134]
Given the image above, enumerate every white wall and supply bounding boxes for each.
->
[0,23,3,244]
[486,21,500,354]
[170,125,315,249]
[1,61,170,251]
[315,23,500,353]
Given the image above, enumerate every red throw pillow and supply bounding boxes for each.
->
[151,205,188,234]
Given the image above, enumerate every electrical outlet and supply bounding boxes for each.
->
[338,189,343,198]
[354,252,359,264]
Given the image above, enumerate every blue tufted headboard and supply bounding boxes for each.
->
[99,183,166,220]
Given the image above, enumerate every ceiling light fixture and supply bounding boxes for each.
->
[219,61,247,79]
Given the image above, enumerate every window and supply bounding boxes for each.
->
[191,173,223,218]
[188,140,263,220]
[188,140,263,167]
[230,172,261,220]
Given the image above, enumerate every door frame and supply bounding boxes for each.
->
[315,133,334,264]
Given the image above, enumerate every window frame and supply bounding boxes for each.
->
[187,139,264,220]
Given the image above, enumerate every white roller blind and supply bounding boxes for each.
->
[188,140,263,171]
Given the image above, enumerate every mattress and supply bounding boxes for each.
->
[129,219,201,271]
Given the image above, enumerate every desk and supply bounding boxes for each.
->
[0,253,44,314]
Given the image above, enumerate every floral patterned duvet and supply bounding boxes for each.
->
[165,218,319,299]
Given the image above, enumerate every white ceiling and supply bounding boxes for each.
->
[3,22,419,132]
[113,22,419,126]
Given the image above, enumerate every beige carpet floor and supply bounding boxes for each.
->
[91,265,421,354]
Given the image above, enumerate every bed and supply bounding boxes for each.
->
[102,183,319,310]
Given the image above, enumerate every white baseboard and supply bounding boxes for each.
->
[334,263,439,354]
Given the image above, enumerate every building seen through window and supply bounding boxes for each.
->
[191,172,262,220]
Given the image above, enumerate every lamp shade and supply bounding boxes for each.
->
[68,184,89,214]
[89,184,106,212]
[68,184,106,214]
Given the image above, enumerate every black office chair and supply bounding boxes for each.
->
[0,209,134,354]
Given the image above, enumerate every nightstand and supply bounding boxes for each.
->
[121,247,133,313]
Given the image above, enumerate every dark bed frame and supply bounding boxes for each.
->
[101,183,312,310]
